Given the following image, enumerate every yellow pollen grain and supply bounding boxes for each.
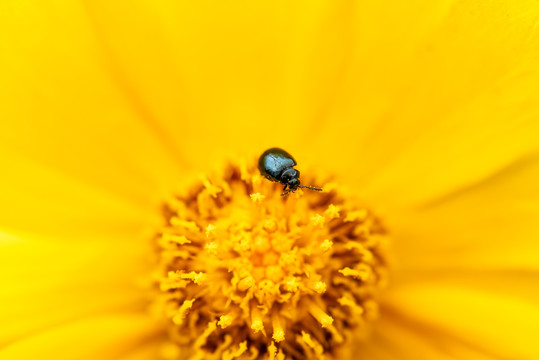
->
[309,303,334,328]
[251,319,264,334]
[153,162,390,360]
[310,214,325,226]
[205,242,218,255]
[181,271,207,285]
[205,224,216,237]
[313,281,327,294]
[251,305,265,334]
[321,315,334,328]
[272,314,285,343]
[250,192,266,204]
[284,276,300,292]
[167,271,181,281]
[324,204,340,219]
[320,239,333,252]
[217,314,233,329]
[273,329,285,343]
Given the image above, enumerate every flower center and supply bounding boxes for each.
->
[153,162,390,359]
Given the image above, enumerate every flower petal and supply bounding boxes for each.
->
[80,1,367,166]
[350,314,497,360]
[0,231,150,346]
[381,284,539,360]
[115,341,161,360]
[0,1,183,203]
[389,153,539,271]
[345,0,539,209]
[0,314,162,360]
[0,153,159,237]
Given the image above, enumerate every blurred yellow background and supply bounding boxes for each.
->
[1,1,539,359]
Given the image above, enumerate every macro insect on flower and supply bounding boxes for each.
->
[153,155,389,359]
[258,147,322,196]
[1,1,539,360]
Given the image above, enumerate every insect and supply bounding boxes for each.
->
[258,147,323,196]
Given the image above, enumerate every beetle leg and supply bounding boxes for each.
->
[282,184,288,191]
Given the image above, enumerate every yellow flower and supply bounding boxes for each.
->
[1,1,539,359]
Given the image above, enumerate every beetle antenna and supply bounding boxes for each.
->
[299,185,323,192]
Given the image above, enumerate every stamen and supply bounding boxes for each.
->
[325,204,340,219]
[217,314,233,329]
[172,299,195,325]
[179,271,207,285]
[308,302,334,328]
[205,224,216,237]
[310,214,325,227]
[160,234,191,245]
[272,312,285,343]
[320,239,333,252]
[313,281,327,294]
[250,192,266,203]
[251,304,265,334]
[152,162,390,359]
[298,331,324,356]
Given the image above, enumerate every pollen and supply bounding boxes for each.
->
[152,162,390,359]
[250,192,266,203]
[218,314,233,329]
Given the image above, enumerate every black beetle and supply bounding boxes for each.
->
[258,147,322,196]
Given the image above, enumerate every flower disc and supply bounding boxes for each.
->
[153,162,390,359]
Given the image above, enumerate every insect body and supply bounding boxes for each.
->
[258,147,323,196]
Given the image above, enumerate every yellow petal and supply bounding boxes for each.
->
[0,231,149,346]
[0,1,184,204]
[381,284,539,360]
[116,341,161,360]
[312,0,539,210]
[390,153,539,271]
[82,1,349,166]
[0,153,157,237]
[0,314,163,360]
[391,269,539,321]
[349,312,497,360]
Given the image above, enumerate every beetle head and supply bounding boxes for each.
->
[281,168,300,190]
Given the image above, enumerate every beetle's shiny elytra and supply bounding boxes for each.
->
[258,147,322,196]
